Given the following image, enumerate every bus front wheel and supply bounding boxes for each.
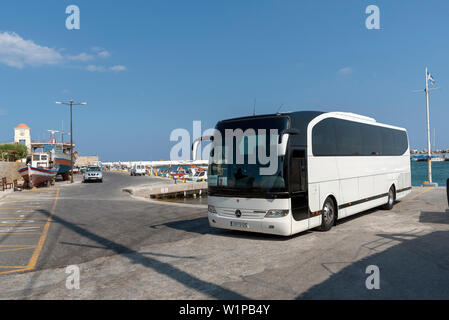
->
[318,197,336,231]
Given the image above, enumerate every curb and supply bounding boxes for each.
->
[0,188,14,201]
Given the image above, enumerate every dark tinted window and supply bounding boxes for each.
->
[311,119,336,156]
[381,127,395,155]
[312,118,408,156]
[361,124,382,156]
[334,119,362,156]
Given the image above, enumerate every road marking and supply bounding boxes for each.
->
[24,189,60,272]
[0,244,36,249]
[0,208,39,210]
[0,268,27,275]
[0,218,49,221]
[397,186,436,206]
[0,212,37,214]
[0,223,45,226]
[0,210,41,213]
[0,265,26,269]
[0,246,36,253]
[0,189,59,275]
[0,227,42,232]
[1,220,37,224]
[0,233,42,235]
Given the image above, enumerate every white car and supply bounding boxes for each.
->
[130,164,146,176]
[83,166,103,183]
[191,170,207,182]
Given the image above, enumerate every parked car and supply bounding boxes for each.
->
[130,164,146,176]
[83,166,103,183]
[191,170,208,182]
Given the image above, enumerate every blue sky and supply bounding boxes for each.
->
[0,1,449,161]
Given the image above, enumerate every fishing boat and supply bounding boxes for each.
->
[32,131,74,180]
[170,166,188,179]
[51,150,73,180]
[18,165,57,187]
[411,154,427,162]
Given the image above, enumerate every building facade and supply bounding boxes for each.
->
[14,123,31,152]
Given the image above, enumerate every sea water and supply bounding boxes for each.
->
[411,161,449,186]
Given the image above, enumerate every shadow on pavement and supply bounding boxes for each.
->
[297,230,449,299]
[28,209,248,299]
[152,216,313,242]
[419,210,449,225]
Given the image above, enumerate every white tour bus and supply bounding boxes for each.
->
[207,111,411,236]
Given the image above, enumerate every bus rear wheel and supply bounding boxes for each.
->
[383,186,396,210]
[318,197,336,231]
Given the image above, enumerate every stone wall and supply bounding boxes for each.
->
[0,162,24,183]
[75,156,99,167]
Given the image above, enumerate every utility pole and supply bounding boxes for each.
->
[425,67,432,184]
[55,100,87,183]
[413,68,439,186]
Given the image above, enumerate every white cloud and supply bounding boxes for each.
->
[0,32,63,68]
[0,32,125,73]
[92,46,110,58]
[337,67,353,75]
[109,65,126,72]
[98,50,110,58]
[87,64,127,72]
[0,108,6,116]
[67,52,94,62]
[87,65,106,72]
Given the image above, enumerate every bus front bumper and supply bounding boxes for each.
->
[207,211,292,236]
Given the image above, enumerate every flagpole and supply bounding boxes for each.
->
[425,67,433,184]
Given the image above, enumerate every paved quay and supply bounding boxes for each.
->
[0,174,448,299]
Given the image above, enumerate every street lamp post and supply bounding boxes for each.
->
[55,100,87,183]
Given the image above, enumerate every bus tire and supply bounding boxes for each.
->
[383,186,396,210]
[318,197,336,231]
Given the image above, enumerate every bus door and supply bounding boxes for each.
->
[290,149,309,227]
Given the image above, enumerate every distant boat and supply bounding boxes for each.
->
[18,166,57,187]
[170,166,188,178]
[411,155,427,162]
[411,154,447,162]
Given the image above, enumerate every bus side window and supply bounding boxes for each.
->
[290,150,306,192]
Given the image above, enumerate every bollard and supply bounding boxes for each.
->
[447,178,449,207]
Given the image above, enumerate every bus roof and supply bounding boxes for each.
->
[218,111,323,124]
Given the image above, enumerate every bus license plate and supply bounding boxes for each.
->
[230,221,249,228]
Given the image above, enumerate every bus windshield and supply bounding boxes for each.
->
[208,116,289,196]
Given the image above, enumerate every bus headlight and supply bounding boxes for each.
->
[208,205,217,214]
[265,209,289,218]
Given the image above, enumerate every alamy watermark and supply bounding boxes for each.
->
[66,265,80,290]
[365,265,380,290]
[169,121,281,176]
[66,5,80,30]
[365,5,380,30]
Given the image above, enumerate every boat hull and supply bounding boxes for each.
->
[54,156,73,174]
[18,166,57,187]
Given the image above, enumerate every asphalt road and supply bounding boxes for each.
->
[2,177,449,299]
[0,172,209,274]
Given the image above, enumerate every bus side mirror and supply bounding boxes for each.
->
[281,128,300,136]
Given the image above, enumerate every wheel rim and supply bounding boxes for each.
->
[323,201,334,224]
[388,189,394,205]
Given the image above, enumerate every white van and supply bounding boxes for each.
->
[130,164,146,176]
